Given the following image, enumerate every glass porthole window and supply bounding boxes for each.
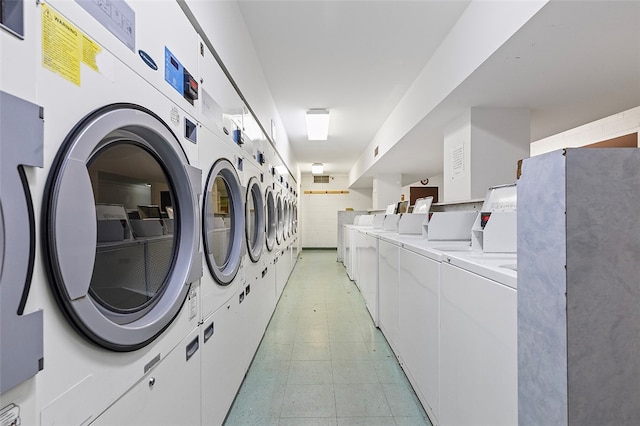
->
[43,104,200,351]
[203,158,244,285]
[287,200,293,237]
[283,199,289,241]
[246,177,265,262]
[293,204,298,234]
[276,193,283,245]
[265,187,276,251]
[88,144,175,312]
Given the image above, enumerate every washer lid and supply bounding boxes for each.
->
[203,158,244,285]
[43,104,201,351]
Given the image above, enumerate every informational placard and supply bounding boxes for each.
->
[42,4,81,85]
[75,0,135,51]
[451,144,465,179]
[41,4,102,86]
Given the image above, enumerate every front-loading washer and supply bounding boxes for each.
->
[1,2,204,424]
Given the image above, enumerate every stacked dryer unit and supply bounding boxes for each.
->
[262,174,279,306]
[196,40,255,426]
[1,2,302,425]
[2,1,204,425]
[273,178,287,299]
[240,135,274,371]
[273,173,298,300]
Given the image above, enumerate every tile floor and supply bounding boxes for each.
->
[224,249,432,426]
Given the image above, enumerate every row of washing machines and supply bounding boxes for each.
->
[1,1,299,425]
[343,186,518,426]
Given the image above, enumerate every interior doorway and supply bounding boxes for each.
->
[410,186,439,205]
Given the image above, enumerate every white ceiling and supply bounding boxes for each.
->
[237,0,471,175]
[237,1,640,183]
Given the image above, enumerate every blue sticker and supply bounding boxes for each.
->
[138,50,157,71]
[164,47,184,96]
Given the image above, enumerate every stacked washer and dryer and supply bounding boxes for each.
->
[0,1,299,425]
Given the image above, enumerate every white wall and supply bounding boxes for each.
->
[349,0,548,186]
[300,174,372,248]
[443,107,529,202]
[531,106,640,155]
[443,111,473,201]
[372,174,402,210]
[181,0,299,181]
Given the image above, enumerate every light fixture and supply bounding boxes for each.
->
[306,109,330,140]
[311,163,324,175]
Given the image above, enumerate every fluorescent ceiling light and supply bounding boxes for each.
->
[306,109,330,140]
[311,163,324,174]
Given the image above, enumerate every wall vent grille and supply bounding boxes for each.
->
[313,175,330,184]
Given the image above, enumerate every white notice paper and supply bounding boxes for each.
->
[451,144,464,178]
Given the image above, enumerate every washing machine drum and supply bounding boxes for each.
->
[43,104,201,352]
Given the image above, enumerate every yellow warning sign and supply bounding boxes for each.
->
[82,34,102,72]
[42,4,80,85]
[41,4,102,85]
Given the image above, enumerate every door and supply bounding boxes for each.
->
[203,158,245,285]
[43,104,201,350]
[410,186,439,205]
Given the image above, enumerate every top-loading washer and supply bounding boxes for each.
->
[438,184,518,426]
[2,1,203,424]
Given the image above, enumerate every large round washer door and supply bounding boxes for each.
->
[287,200,293,238]
[293,204,298,234]
[43,104,200,351]
[203,159,244,285]
[276,193,283,245]
[265,186,276,251]
[245,177,265,263]
[283,199,289,241]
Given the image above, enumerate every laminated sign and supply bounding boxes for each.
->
[42,4,102,86]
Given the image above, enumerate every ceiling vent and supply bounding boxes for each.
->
[313,175,330,184]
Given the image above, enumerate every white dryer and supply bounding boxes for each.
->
[274,186,290,299]
[261,182,279,310]
[197,39,249,320]
[243,159,266,281]
[199,131,246,319]
[275,189,285,248]
[264,184,277,255]
[242,158,273,369]
[1,1,203,425]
